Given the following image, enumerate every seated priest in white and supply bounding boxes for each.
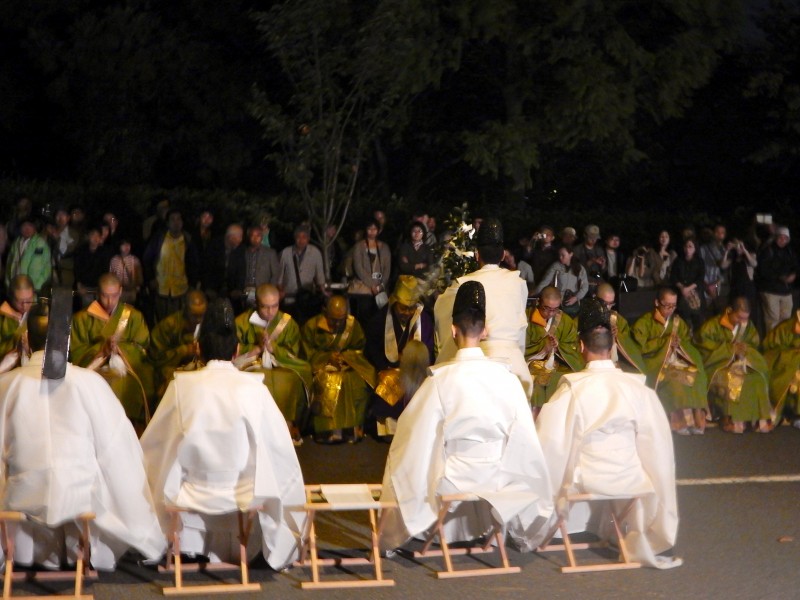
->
[140,298,306,570]
[380,281,553,552]
[536,298,682,569]
[0,301,166,570]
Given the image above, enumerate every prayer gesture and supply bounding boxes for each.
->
[544,334,559,354]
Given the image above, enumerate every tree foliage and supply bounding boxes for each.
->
[441,0,746,193]
[743,0,800,172]
[251,0,459,277]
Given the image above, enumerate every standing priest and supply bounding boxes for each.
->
[380,281,553,552]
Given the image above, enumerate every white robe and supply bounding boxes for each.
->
[380,347,553,551]
[536,359,681,569]
[0,351,166,569]
[140,360,306,570]
[434,265,532,397]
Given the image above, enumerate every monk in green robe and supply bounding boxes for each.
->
[632,286,708,434]
[0,275,35,373]
[70,273,155,427]
[763,310,800,427]
[695,297,771,433]
[235,283,311,444]
[525,286,584,413]
[301,295,376,443]
[595,283,646,373]
[150,290,207,397]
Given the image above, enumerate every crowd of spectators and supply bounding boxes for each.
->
[1,194,797,334]
[1,194,798,437]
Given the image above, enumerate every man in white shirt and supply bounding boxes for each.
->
[536,298,681,569]
[381,281,553,551]
[0,302,165,570]
[434,218,532,397]
[141,298,306,570]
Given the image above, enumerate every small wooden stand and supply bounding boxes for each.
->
[0,511,96,599]
[160,507,262,595]
[413,493,520,579]
[296,484,395,589]
[538,493,643,573]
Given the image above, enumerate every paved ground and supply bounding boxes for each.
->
[14,425,800,599]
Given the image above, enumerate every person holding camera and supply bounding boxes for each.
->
[533,244,588,318]
[626,244,654,289]
[727,238,758,311]
[649,230,678,286]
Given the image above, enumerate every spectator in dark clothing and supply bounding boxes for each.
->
[670,237,706,331]
[396,221,435,280]
[74,226,113,307]
[756,226,797,332]
[200,223,244,302]
[228,225,280,312]
[528,225,559,284]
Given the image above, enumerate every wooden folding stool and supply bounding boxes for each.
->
[413,493,521,579]
[160,506,262,596]
[538,493,644,573]
[0,511,96,599]
[296,484,395,590]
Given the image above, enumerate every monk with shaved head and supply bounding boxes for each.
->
[591,283,645,373]
[150,289,209,396]
[695,296,772,433]
[632,286,709,435]
[0,275,35,373]
[234,284,312,445]
[301,295,376,443]
[71,273,155,427]
[525,286,584,415]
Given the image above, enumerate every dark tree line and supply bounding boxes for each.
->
[2,0,799,222]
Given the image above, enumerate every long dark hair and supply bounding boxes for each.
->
[561,243,582,277]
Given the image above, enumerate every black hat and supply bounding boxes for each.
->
[452,281,486,320]
[201,298,236,336]
[475,217,503,247]
[577,297,611,334]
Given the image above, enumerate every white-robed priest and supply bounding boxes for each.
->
[0,300,166,570]
[140,298,306,570]
[433,218,533,398]
[380,280,553,552]
[536,297,682,569]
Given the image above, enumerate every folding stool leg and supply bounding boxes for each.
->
[306,509,320,586]
[609,499,639,566]
[74,514,94,597]
[237,511,255,585]
[1,517,16,600]
[170,511,183,591]
[560,520,578,570]
[367,509,385,583]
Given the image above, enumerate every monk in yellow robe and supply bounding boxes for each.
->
[235,284,311,445]
[763,310,800,427]
[150,290,207,397]
[695,297,771,433]
[71,273,155,428]
[0,275,35,373]
[525,286,584,415]
[301,295,375,444]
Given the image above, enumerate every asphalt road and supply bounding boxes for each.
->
[17,424,800,600]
